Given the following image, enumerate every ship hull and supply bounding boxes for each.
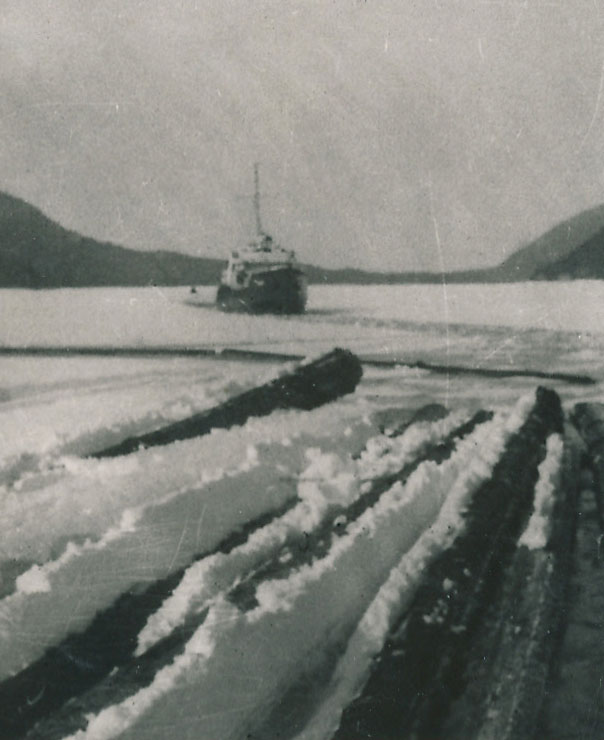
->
[216,266,307,314]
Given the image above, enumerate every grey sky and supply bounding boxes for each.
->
[2,1,604,271]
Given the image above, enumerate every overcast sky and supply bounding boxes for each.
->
[2,1,604,271]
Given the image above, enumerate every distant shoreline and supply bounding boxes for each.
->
[3,190,604,287]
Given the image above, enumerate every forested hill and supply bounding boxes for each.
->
[0,192,224,288]
[532,226,604,280]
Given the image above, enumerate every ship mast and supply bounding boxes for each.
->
[253,163,263,236]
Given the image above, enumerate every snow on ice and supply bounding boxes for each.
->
[0,283,603,739]
[518,432,564,550]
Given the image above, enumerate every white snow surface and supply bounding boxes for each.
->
[2,283,604,351]
[68,400,535,740]
[0,284,602,739]
[296,402,532,740]
[518,433,564,550]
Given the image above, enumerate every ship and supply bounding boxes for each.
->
[215,166,307,314]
